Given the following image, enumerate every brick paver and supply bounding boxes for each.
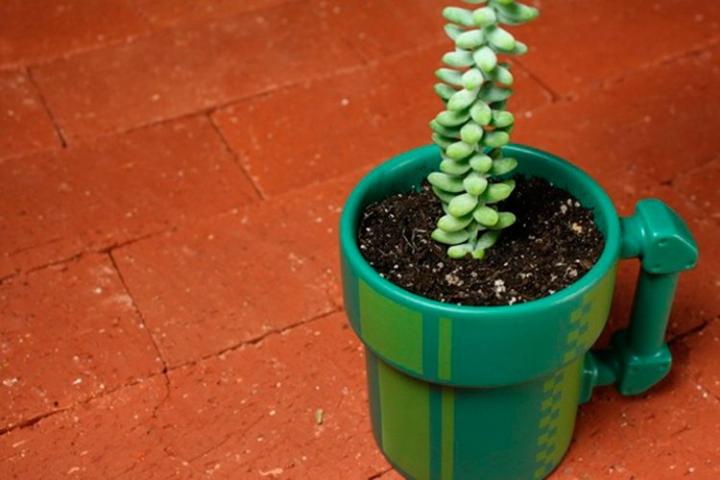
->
[0,0,150,69]
[157,312,387,479]
[0,70,60,160]
[31,2,364,140]
[516,0,720,96]
[133,0,300,29]
[0,115,257,278]
[0,254,162,431]
[310,0,444,61]
[112,171,360,366]
[513,46,720,344]
[675,158,720,224]
[0,375,200,479]
[513,46,720,185]
[0,313,389,479]
[1,1,719,479]
[213,44,551,197]
[554,321,720,479]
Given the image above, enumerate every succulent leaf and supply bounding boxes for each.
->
[473,205,499,226]
[513,41,528,55]
[490,157,518,176]
[470,101,493,125]
[463,172,489,196]
[448,193,479,217]
[480,86,512,103]
[432,228,471,245]
[492,110,515,128]
[429,0,538,259]
[447,141,475,160]
[475,230,500,250]
[436,110,471,127]
[473,46,498,72]
[436,68,464,86]
[448,88,480,111]
[434,83,457,101]
[443,7,476,27]
[469,153,493,172]
[432,186,457,204]
[444,50,475,68]
[448,243,474,259]
[487,26,516,51]
[444,24,463,41]
[438,213,474,232]
[428,172,465,192]
[431,133,454,149]
[461,68,485,89]
[440,158,472,175]
[492,65,514,85]
[460,122,484,145]
[456,30,485,49]
[494,2,539,24]
[430,119,461,138]
[483,130,510,148]
[490,212,517,229]
[472,7,497,27]
[482,179,516,203]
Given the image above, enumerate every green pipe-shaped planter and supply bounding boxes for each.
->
[339,145,698,480]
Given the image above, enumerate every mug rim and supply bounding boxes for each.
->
[339,144,622,317]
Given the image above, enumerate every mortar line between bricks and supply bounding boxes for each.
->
[108,248,173,436]
[368,467,394,479]
[665,154,720,187]
[101,227,177,254]
[167,307,342,371]
[644,36,720,73]
[207,112,266,200]
[6,237,63,257]
[46,39,445,147]
[0,369,168,439]
[2,157,367,287]
[0,142,65,163]
[8,25,718,155]
[25,66,68,148]
[0,408,69,437]
[0,271,18,284]
[80,60,369,144]
[10,227,174,281]
[0,308,343,439]
[668,316,718,345]
[0,0,306,73]
[508,35,720,115]
[107,250,171,379]
[512,59,561,103]
[566,36,720,103]
[0,35,152,73]
[338,35,372,66]
[185,415,266,464]
[2,313,709,442]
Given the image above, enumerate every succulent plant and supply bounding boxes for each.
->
[428,0,539,259]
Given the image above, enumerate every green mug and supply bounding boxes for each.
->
[339,145,698,480]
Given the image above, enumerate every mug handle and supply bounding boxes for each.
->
[580,199,699,403]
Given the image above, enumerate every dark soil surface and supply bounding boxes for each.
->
[357,177,605,306]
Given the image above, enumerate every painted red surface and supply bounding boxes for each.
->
[1,1,719,478]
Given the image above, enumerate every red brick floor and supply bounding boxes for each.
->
[1,1,719,479]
